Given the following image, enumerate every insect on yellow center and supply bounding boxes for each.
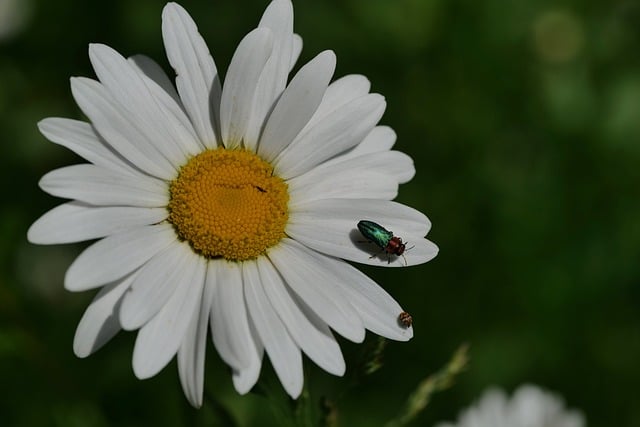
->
[168,148,289,261]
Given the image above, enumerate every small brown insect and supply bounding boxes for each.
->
[398,311,413,328]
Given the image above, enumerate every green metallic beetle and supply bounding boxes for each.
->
[357,220,410,265]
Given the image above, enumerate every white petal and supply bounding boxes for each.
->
[119,241,193,330]
[275,94,386,179]
[243,0,294,150]
[401,238,440,266]
[127,54,181,106]
[178,261,215,407]
[292,198,430,235]
[257,257,345,376]
[243,260,303,398]
[289,34,302,72]
[320,126,398,169]
[220,28,273,149]
[231,323,263,395]
[326,261,413,341]
[303,74,371,132]
[37,118,136,175]
[65,223,175,291]
[287,199,435,267]
[339,150,415,185]
[39,164,168,207]
[70,77,176,179]
[162,3,221,147]
[209,261,260,373]
[257,50,336,162]
[131,63,204,156]
[352,125,397,154]
[288,150,415,205]
[132,251,206,379]
[326,149,415,186]
[73,273,136,358]
[89,44,199,167]
[291,170,397,205]
[28,202,167,244]
[268,239,365,342]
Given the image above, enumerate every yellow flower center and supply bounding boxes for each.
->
[168,148,289,261]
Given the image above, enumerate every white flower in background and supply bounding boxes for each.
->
[434,384,586,427]
[28,0,438,406]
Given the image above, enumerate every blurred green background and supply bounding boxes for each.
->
[2,0,640,425]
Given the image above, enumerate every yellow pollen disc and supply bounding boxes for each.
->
[168,148,289,261]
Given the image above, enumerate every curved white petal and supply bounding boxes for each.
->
[132,251,206,379]
[292,198,430,235]
[231,326,263,395]
[257,50,336,162]
[268,239,365,343]
[287,199,436,267]
[302,74,371,132]
[288,151,415,205]
[28,202,167,244]
[243,260,303,398]
[220,28,273,149]
[89,43,199,166]
[326,261,413,341]
[119,241,193,331]
[64,223,175,291]
[178,260,215,407]
[244,0,294,150]
[319,126,403,172]
[318,149,415,186]
[132,65,205,156]
[275,94,386,179]
[127,54,181,106]
[289,33,302,71]
[290,77,380,169]
[350,125,397,155]
[37,118,136,175]
[291,170,397,205]
[257,257,345,376]
[162,3,221,148]
[39,164,168,207]
[209,261,262,379]
[70,77,175,180]
[73,273,136,358]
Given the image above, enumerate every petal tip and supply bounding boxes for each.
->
[88,42,108,56]
[132,350,160,380]
[72,345,90,359]
[319,50,337,70]
[36,118,50,132]
[162,1,184,18]
[63,264,86,292]
[26,222,42,245]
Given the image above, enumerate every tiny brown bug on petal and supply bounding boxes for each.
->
[398,311,413,328]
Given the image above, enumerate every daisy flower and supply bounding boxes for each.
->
[28,0,438,406]
[434,384,586,427]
